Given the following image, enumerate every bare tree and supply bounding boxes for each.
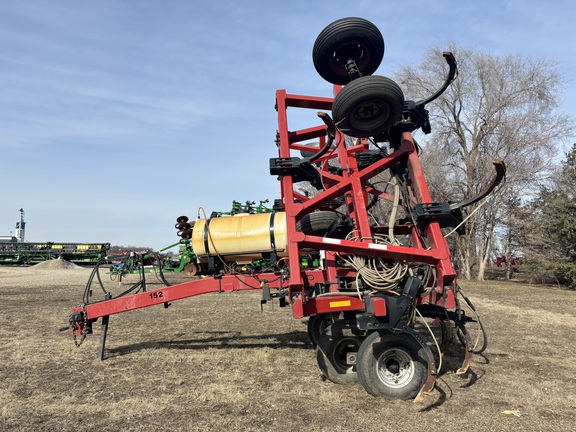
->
[395,45,574,279]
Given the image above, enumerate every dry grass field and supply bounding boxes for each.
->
[1,265,575,431]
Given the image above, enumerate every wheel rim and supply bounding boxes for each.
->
[331,337,361,371]
[375,348,415,389]
[348,99,391,131]
[329,42,372,76]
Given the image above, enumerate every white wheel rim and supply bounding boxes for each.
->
[375,348,415,389]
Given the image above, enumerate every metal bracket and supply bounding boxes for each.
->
[356,277,422,331]
[269,157,323,189]
[414,202,465,232]
[345,59,361,81]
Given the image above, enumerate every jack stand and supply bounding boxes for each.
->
[98,315,109,361]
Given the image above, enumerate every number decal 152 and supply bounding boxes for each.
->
[149,291,164,300]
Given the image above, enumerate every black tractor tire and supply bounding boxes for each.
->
[313,17,384,85]
[307,313,338,347]
[332,75,404,138]
[316,319,365,384]
[356,330,427,400]
[296,211,340,237]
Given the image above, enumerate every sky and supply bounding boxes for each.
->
[1,0,575,251]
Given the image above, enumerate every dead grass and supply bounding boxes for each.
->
[1,266,575,431]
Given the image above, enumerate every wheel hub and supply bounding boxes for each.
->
[386,358,400,374]
[331,43,369,71]
[377,348,414,388]
[352,100,389,121]
[334,339,360,369]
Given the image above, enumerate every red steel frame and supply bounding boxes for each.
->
[71,88,458,337]
[274,89,458,317]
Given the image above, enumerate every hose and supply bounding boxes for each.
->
[455,287,488,354]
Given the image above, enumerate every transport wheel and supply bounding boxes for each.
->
[316,319,365,384]
[313,17,384,85]
[307,313,338,347]
[356,330,427,400]
[297,211,340,236]
[332,75,404,138]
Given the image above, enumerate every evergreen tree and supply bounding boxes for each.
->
[521,144,576,288]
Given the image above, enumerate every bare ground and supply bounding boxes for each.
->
[1,266,575,431]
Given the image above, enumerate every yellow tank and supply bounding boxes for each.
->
[191,212,288,263]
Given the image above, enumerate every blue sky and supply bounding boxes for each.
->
[1,0,575,251]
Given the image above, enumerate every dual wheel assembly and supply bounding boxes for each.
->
[308,291,488,401]
[313,318,427,400]
[313,17,405,138]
